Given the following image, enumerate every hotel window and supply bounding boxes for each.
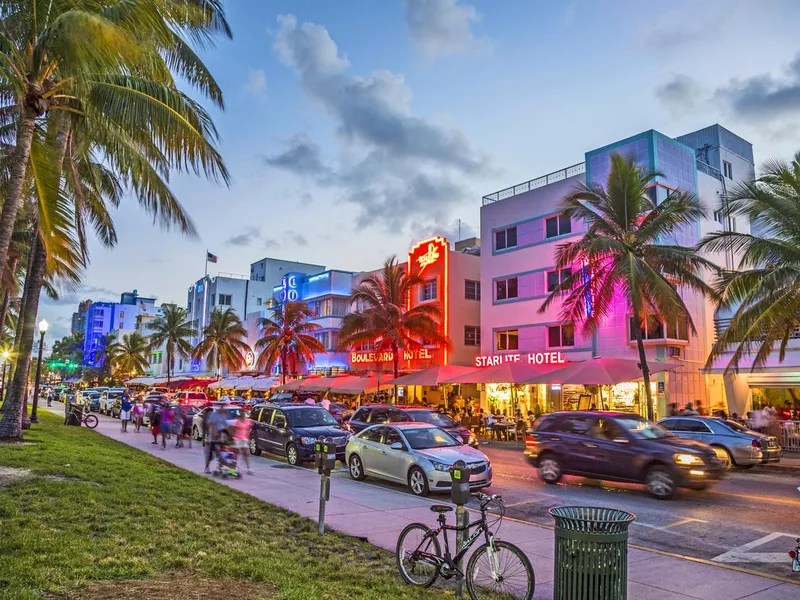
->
[495,277,518,301]
[256,297,262,306]
[315,331,330,349]
[629,317,689,342]
[548,324,575,348]
[420,279,437,302]
[496,329,519,351]
[545,213,572,238]
[546,268,572,293]
[464,326,481,347]
[465,279,481,301]
[495,226,518,251]
[713,210,724,224]
[723,160,733,179]
[218,294,232,306]
[332,298,350,316]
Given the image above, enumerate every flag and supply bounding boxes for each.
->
[206,252,218,263]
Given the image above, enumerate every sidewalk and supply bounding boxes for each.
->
[47,404,798,600]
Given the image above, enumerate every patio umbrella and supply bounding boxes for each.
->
[390,365,477,386]
[300,377,339,392]
[275,379,305,392]
[328,374,395,395]
[444,362,564,384]
[520,357,681,385]
[208,377,238,390]
[251,376,278,392]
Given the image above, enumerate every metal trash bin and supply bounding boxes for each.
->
[549,506,635,600]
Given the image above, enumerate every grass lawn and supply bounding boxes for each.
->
[0,412,454,600]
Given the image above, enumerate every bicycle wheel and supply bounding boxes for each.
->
[396,523,441,588]
[466,540,535,600]
[83,415,98,429]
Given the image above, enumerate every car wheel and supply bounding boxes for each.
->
[711,445,734,470]
[249,434,261,456]
[408,466,430,497]
[538,454,563,484]
[737,463,755,470]
[646,465,676,500]
[286,443,300,466]
[349,454,366,481]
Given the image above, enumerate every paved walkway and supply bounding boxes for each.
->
[47,404,799,600]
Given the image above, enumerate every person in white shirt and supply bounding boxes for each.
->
[320,393,331,411]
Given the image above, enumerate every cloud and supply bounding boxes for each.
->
[40,285,117,307]
[404,0,481,61]
[242,68,267,98]
[638,6,737,51]
[715,53,800,121]
[288,232,308,246]
[412,217,478,243]
[270,14,487,231]
[225,226,262,247]
[656,74,702,113]
[263,238,280,249]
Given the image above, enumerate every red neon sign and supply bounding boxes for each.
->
[408,237,449,366]
[350,348,435,365]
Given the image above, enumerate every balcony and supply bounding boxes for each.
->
[482,163,586,205]
[713,318,800,345]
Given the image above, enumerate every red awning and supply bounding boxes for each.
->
[443,363,564,384]
[390,365,477,386]
[166,378,218,390]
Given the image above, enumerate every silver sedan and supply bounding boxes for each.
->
[345,422,492,496]
[658,416,782,468]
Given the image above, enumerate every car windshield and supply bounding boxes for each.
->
[719,419,751,434]
[410,411,457,428]
[223,408,244,419]
[616,417,669,439]
[287,407,336,427]
[403,427,461,450]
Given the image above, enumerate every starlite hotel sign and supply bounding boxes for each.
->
[475,352,568,367]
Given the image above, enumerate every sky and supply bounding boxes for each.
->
[39,0,800,341]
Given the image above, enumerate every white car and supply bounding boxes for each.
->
[346,423,493,496]
[191,405,245,441]
[99,388,126,415]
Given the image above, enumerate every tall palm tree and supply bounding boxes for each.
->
[147,304,195,385]
[107,331,150,377]
[338,256,451,381]
[540,154,718,420]
[700,152,800,372]
[193,307,249,377]
[255,301,325,385]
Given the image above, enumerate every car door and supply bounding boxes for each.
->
[369,408,391,426]
[255,407,273,449]
[270,410,289,455]
[557,415,596,474]
[373,427,408,482]
[674,418,711,443]
[586,417,638,480]
[356,426,386,477]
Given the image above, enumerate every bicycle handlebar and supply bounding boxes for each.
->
[473,492,502,507]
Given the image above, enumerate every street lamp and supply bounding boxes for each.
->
[30,319,48,424]
[0,350,9,403]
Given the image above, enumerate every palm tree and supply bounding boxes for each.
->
[107,332,150,378]
[700,152,800,372]
[193,307,250,377]
[147,305,195,385]
[540,154,718,420]
[255,301,325,385]
[338,257,451,381]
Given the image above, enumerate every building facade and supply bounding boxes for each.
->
[82,291,157,368]
[480,125,754,418]
[71,300,92,337]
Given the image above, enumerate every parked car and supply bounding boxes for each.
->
[100,388,126,415]
[60,389,76,405]
[191,405,245,442]
[345,404,478,447]
[658,416,782,469]
[249,403,349,466]
[346,423,492,496]
[324,402,353,424]
[525,411,725,499]
[82,391,101,412]
[173,391,208,406]
[268,391,318,404]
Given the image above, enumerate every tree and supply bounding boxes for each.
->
[193,307,249,377]
[146,305,195,385]
[107,332,150,378]
[700,152,800,372]
[540,154,718,421]
[255,301,325,385]
[338,257,451,381]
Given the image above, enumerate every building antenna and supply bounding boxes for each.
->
[457,218,461,241]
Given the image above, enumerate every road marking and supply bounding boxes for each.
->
[633,517,709,533]
[712,532,800,564]
[711,490,800,506]
[504,497,550,508]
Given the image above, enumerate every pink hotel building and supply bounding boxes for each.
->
[479,125,758,419]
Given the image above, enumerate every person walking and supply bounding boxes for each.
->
[173,404,185,448]
[149,404,161,445]
[205,404,230,474]
[133,399,144,433]
[233,410,254,475]
[119,396,132,433]
[160,404,174,450]
[182,407,193,448]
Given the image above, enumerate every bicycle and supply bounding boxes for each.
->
[69,405,98,429]
[396,492,535,600]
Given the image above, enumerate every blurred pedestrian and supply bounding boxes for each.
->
[233,410,254,475]
[160,404,173,450]
[174,404,185,448]
[149,404,161,445]
[204,404,230,474]
[133,399,144,432]
[320,393,331,411]
[681,402,698,416]
[119,396,132,433]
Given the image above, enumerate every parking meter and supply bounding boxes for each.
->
[449,460,472,506]
[314,436,336,476]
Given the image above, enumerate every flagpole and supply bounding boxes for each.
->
[204,249,208,278]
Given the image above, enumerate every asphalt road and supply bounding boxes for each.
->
[461,443,800,579]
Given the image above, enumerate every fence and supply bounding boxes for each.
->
[482,163,586,205]
[741,419,800,452]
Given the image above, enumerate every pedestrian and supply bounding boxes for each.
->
[133,399,144,432]
[669,402,679,416]
[119,396,132,433]
[149,404,161,445]
[160,404,173,450]
[681,402,698,416]
[304,396,315,405]
[233,410,254,475]
[320,393,331,411]
[182,407,193,448]
[173,404,185,448]
[205,404,230,474]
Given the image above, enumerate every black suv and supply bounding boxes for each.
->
[248,404,350,466]
[525,411,725,499]
[346,405,477,448]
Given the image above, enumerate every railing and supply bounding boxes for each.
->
[214,272,249,280]
[696,160,722,179]
[741,419,800,452]
[714,318,800,344]
[482,162,586,205]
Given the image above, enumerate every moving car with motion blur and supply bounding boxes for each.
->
[526,411,726,499]
[346,423,492,496]
[345,404,478,448]
[658,416,782,469]
[173,391,208,406]
[191,404,244,442]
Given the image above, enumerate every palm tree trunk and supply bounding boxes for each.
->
[166,346,172,386]
[0,234,46,440]
[631,312,655,421]
[0,289,11,343]
[0,111,36,278]
[392,343,399,404]
[281,349,287,385]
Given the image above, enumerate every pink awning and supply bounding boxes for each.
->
[328,374,395,395]
[521,357,682,385]
[444,362,564,384]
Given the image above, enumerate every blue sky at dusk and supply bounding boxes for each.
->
[40,0,800,341]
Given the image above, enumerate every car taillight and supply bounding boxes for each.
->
[525,435,538,448]
[751,439,762,449]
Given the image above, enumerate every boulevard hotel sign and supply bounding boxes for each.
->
[475,352,568,367]
[351,348,435,365]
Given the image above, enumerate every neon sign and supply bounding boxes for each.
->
[244,350,255,368]
[350,348,434,364]
[416,242,441,273]
[278,272,303,302]
[475,352,568,367]
[408,237,449,365]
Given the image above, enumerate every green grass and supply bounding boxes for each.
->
[0,412,453,600]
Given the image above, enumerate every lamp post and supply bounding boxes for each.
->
[1,350,9,403]
[30,319,48,424]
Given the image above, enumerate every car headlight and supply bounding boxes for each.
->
[674,453,702,466]
[431,461,450,472]
[300,436,316,445]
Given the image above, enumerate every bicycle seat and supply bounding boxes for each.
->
[430,504,454,514]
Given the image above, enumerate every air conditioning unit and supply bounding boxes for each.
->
[668,346,682,358]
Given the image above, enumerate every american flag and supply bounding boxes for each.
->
[206,252,218,263]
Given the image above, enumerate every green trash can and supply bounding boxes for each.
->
[549,506,636,600]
